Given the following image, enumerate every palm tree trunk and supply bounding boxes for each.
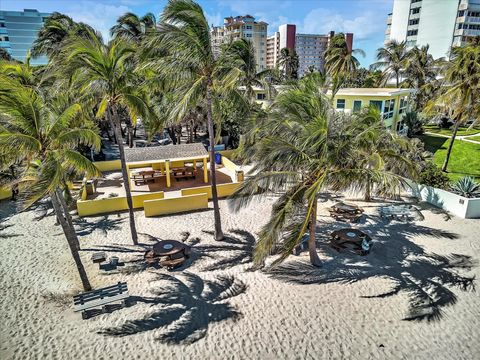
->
[51,192,92,291]
[127,121,134,148]
[396,72,399,87]
[364,177,371,202]
[109,105,138,245]
[442,118,460,172]
[308,197,321,267]
[206,82,224,241]
[56,188,80,250]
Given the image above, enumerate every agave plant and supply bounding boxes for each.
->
[450,176,480,198]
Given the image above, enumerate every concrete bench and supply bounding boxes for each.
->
[73,282,129,319]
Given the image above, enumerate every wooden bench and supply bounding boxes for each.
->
[73,282,129,319]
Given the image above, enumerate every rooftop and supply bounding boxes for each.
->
[328,88,414,97]
[124,143,208,164]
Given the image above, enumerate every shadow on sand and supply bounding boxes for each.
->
[268,218,476,322]
[98,272,246,344]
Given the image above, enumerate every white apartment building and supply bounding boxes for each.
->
[211,15,268,71]
[385,0,480,59]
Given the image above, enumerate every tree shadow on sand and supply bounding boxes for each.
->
[190,229,256,271]
[74,215,125,236]
[98,272,246,344]
[267,219,476,322]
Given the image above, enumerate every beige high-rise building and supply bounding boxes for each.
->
[211,15,268,71]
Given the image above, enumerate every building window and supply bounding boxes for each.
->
[409,19,419,25]
[407,29,418,36]
[369,100,383,111]
[257,93,266,100]
[399,97,408,114]
[336,99,346,109]
[353,100,362,112]
[246,25,252,30]
[246,33,252,38]
[383,99,395,119]
[468,11,480,17]
[0,22,5,28]
[458,10,465,17]
[411,7,420,14]
[411,0,422,3]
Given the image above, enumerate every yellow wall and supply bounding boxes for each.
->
[144,193,208,216]
[219,149,235,158]
[77,191,164,216]
[94,160,122,172]
[0,187,12,201]
[331,94,407,129]
[181,182,241,199]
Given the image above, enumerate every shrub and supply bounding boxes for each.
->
[450,176,480,198]
[403,111,424,137]
[418,162,450,189]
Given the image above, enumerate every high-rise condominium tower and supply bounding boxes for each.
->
[266,25,353,78]
[385,0,480,59]
[211,15,268,71]
[0,9,50,65]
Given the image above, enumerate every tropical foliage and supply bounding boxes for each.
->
[450,176,480,198]
[231,74,416,267]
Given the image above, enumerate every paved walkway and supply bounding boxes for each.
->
[425,132,480,145]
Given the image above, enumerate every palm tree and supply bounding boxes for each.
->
[325,33,365,97]
[143,0,244,241]
[371,40,408,87]
[0,52,37,87]
[222,38,278,103]
[430,42,480,172]
[231,74,413,267]
[0,75,100,291]
[111,12,157,43]
[346,107,419,201]
[278,47,299,80]
[402,45,442,111]
[31,12,94,59]
[61,30,152,245]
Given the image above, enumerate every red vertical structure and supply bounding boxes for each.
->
[345,33,353,52]
[286,24,296,50]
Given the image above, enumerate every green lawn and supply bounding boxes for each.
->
[419,134,480,182]
[424,125,480,136]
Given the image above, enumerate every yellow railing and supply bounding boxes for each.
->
[77,191,164,216]
[93,160,122,172]
[181,182,241,199]
[144,193,208,216]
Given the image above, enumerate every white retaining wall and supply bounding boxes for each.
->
[409,183,480,219]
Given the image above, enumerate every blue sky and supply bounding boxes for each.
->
[1,0,394,67]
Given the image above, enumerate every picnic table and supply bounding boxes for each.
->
[379,204,421,221]
[152,240,191,270]
[330,228,372,255]
[329,202,364,223]
[131,170,163,185]
[171,166,196,180]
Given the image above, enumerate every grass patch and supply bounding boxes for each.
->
[419,134,480,182]
[424,125,480,136]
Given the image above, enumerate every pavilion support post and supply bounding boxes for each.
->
[203,158,208,183]
[165,160,171,188]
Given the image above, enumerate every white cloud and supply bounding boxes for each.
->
[65,1,132,41]
[205,10,222,27]
[300,8,384,40]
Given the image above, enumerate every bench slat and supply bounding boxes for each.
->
[74,292,129,312]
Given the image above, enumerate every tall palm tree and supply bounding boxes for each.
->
[143,0,244,241]
[0,75,100,291]
[31,12,94,59]
[325,33,365,97]
[61,30,152,245]
[278,47,299,80]
[231,74,413,267]
[402,45,442,111]
[111,12,157,43]
[372,40,408,87]
[430,42,480,172]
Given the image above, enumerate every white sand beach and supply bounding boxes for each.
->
[1,195,479,359]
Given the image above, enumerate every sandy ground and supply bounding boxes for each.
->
[1,194,479,360]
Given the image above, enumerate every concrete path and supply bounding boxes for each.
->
[424,132,480,145]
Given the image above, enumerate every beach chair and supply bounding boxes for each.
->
[73,282,129,320]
